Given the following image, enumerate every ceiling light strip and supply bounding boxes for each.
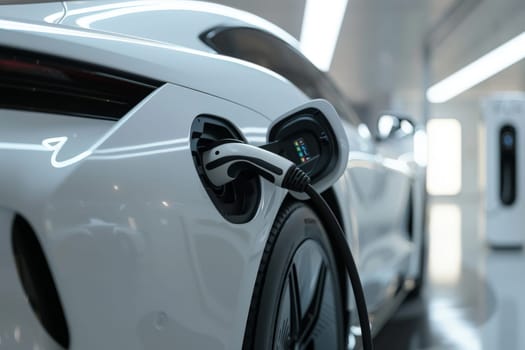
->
[427,31,525,103]
[299,0,348,71]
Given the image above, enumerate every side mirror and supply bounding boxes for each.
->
[376,112,415,141]
[266,99,349,198]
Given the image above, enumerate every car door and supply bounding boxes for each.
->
[341,122,413,313]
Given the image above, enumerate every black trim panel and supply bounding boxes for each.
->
[12,215,70,349]
[500,124,517,205]
[0,46,162,120]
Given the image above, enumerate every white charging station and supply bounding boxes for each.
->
[482,93,525,248]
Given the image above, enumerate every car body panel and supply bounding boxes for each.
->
[337,124,413,313]
[0,18,307,119]
[1,83,291,349]
[0,2,63,23]
[59,1,300,52]
[377,131,428,282]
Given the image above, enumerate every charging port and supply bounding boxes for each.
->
[265,108,338,184]
[190,115,261,223]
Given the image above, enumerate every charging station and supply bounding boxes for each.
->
[483,93,525,248]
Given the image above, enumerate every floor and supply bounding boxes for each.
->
[375,196,525,350]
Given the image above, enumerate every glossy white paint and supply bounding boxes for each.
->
[375,129,427,283]
[65,1,299,48]
[339,121,420,310]
[45,85,284,350]
[0,84,288,349]
[0,18,306,119]
[0,2,63,23]
[0,1,423,348]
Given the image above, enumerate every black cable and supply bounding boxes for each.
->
[305,184,374,350]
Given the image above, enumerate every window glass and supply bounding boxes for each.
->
[202,27,360,126]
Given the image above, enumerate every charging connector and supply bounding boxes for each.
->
[203,141,311,192]
[202,141,373,350]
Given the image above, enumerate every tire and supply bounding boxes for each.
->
[243,200,346,350]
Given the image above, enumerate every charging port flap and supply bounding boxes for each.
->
[265,99,349,198]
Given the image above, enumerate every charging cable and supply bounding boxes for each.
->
[203,141,373,350]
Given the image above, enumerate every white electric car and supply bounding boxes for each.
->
[0,1,426,349]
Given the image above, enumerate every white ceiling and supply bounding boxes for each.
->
[211,0,525,119]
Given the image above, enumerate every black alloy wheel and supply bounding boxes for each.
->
[243,201,346,350]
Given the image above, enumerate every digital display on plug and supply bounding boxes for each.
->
[293,137,311,163]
